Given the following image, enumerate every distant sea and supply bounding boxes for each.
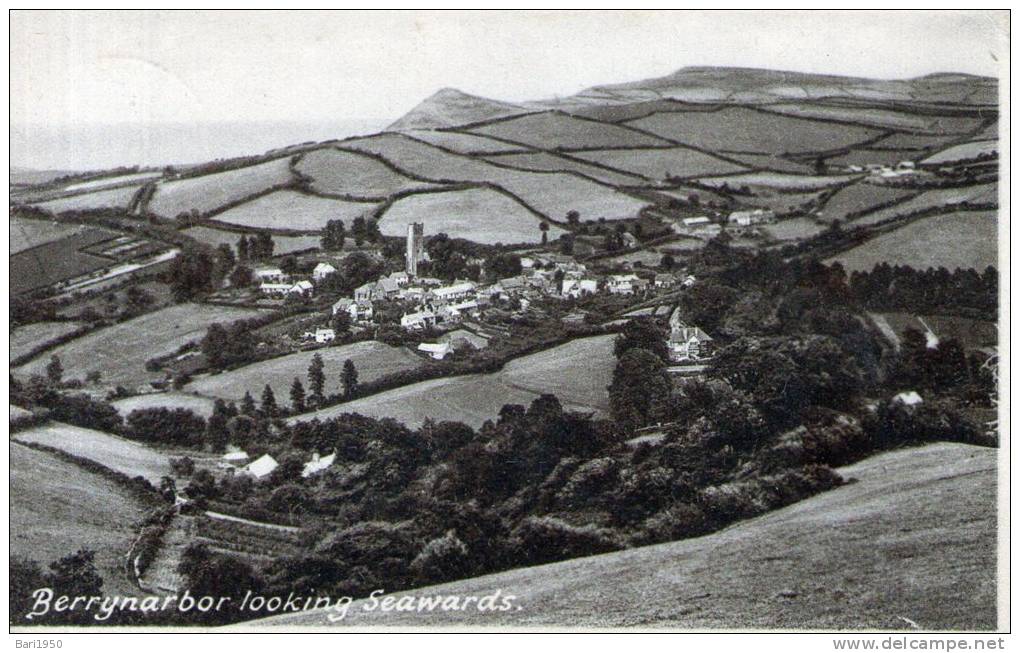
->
[10,119,390,172]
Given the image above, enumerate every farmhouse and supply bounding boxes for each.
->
[242,454,279,479]
[654,273,677,288]
[314,328,336,343]
[332,298,374,323]
[431,281,477,303]
[682,216,712,228]
[668,325,713,363]
[495,276,527,297]
[354,282,378,302]
[255,267,286,283]
[301,451,336,478]
[312,262,337,281]
[289,280,314,297]
[728,209,775,226]
[259,281,292,297]
[562,277,598,298]
[608,274,642,295]
[418,342,453,360]
[401,309,436,330]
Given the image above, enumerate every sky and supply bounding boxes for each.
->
[9,10,1007,169]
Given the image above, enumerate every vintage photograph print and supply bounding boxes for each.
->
[8,9,1007,633]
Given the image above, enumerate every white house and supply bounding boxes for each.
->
[418,342,453,360]
[301,452,336,478]
[441,299,480,321]
[312,262,337,282]
[893,390,923,407]
[682,274,697,288]
[254,267,286,283]
[682,216,712,228]
[242,454,279,479]
[654,273,677,288]
[332,298,374,323]
[608,274,641,295]
[354,282,377,302]
[289,280,314,296]
[668,326,713,363]
[401,310,436,330]
[431,281,477,303]
[314,328,336,343]
[259,282,292,297]
[562,277,598,298]
[222,449,249,463]
[728,209,775,227]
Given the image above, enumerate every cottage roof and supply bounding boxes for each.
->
[244,454,279,479]
[301,452,336,478]
[671,326,712,343]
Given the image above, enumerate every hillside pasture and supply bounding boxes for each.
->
[571,147,747,180]
[10,227,123,294]
[818,183,918,223]
[63,171,162,192]
[14,303,267,389]
[112,392,218,418]
[186,340,422,403]
[726,153,814,174]
[922,140,998,165]
[851,184,997,226]
[291,335,616,429]
[182,225,322,255]
[147,157,294,218]
[871,132,960,151]
[483,152,646,186]
[468,112,670,150]
[761,103,968,132]
[762,217,828,241]
[10,216,85,254]
[824,149,921,168]
[14,422,171,484]
[212,190,379,232]
[696,171,860,191]
[625,107,882,154]
[295,148,442,198]
[11,321,85,361]
[11,442,147,596]
[405,129,530,154]
[34,184,141,213]
[827,209,997,273]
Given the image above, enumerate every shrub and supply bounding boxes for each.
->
[409,530,470,584]
[637,501,711,545]
[508,516,622,567]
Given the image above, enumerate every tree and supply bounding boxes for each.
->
[216,243,236,270]
[539,222,550,245]
[230,264,254,288]
[614,318,669,362]
[341,359,359,398]
[167,248,216,301]
[331,310,352,337]
[566,210,581,226]
[46,355,63,385]
[85,370,102,386]
[321,219,346,250]
[608,348,671,431]
[260,384,278,417]
[351,216,367,246]
[308,353,325,404]
[660,253,676,270]
[241,391,258,417]
[237,235,249,262]
[289,377,306,413]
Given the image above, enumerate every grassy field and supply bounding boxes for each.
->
[483,152,645,186]
[825,148,922,168]
[10,216,84,254]
[761,103,963,132]
[922,140,998,165]
[818,182,917,223]
[295,148,442,198]
[852,184,997,226]
[11,442,148,597]
[258,442,997,629]
[182,225,322,255]
[148,157,294,218]
[697,171,860,190]
[406,129,529,154]
[34,184,141,213]
[762,217,828,241]
[186,340,423,403]
[212,189,379,231]
[625,107,882,154]
[871,132,960,151]
[572,147,747,180]
[292,335,616,429]
[14,422,172,484]
[828,209,997,273]
[112,392,218,418]
[10,226,122,294]
[468,112,669,150]
[63,172,162,192]
[14,303,266,390]
[379,188,564,245]
[344,134,649,220]
[11,321,84,361]
[726,153,813,174]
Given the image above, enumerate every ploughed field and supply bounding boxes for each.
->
[258,442,997,630]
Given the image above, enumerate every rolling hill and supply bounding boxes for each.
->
[252,442,997,630]
[389,88,529,131]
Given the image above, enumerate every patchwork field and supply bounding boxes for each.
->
[468,112,670,150]
[147,157,294,218]
[825,148,921,168]
[871,132,960,151]
[827,209,997,273]
[696,171,860,190]
[292,335,616,429]
[11,442,147,596]
[11,321,85,361]
[112,392,218,418]
[182,225,322,255]
[261,442,996,629]
[14,422,172,484]
[922,140,998,165]
[14,303,266,389]
[818,183,918,223]
[761,103,966,132]
[572,147,747,180]
[10,216,84,254]
[34,184,141,213]
[726,153,813,174]
[379,188,564,244]
[211,189,379,231]
[63,171,162,192]
[851,184,997,226]
[295,148,442,198]
[762,217,828,241]
[405,129,529,154]
[625,107,882,154]
[483,152,645,186]
[10,226,123,294]
[186,340,423,403]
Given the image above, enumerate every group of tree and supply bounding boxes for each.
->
[237,232,275,262]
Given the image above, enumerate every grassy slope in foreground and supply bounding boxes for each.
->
[11,442,148,596]
[253,442,996,630]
